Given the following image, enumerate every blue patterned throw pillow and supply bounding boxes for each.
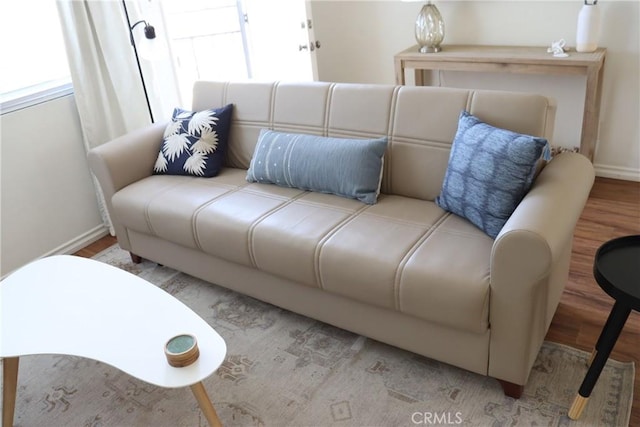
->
[154,104,233,177]
[435,111,551,238]
[247,130,388,204]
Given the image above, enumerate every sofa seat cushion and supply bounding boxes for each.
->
[398,214,493,333]
[316,196,492,334]
[112,169,491,333]
[112,169,251,250]
[112,168,307,262]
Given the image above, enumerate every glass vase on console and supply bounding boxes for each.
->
[415,1,445,53]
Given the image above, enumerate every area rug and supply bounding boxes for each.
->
[2,245,634,426]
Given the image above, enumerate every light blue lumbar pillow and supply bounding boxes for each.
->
[435,111,551,239]
[246,130,388,204]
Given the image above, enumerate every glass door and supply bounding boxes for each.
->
[161,0,317,107]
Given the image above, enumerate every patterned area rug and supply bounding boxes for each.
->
[3,246,634,426]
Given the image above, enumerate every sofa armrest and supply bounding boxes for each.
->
[88,122,167,196]
[488,152,595,385]
[87,122,167,247]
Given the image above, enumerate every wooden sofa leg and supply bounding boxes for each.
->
[498,380,524,399]
[130,253,143,264]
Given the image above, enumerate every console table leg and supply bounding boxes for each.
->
[2,357,19,427]
[190,381,222,427]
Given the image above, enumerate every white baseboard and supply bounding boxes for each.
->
[45,225,110,257]
[594,163,640,182]
[1,226,110,280]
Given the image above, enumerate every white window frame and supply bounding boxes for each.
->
[0,0,73,115]
[0,79,74,115]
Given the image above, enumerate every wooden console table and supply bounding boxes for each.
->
[394,45,606,161]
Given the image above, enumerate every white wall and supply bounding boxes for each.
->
[311,0,640,181]
[0,95,105,276]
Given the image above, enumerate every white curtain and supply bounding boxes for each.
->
[56,0,180,235]
[127,0,184,115]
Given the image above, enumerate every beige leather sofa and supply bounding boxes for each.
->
[89,81,595,398]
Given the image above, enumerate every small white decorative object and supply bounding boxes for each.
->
[576,0,601,53]
[547,39,569,57]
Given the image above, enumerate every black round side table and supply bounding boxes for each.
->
[568,235,640,420]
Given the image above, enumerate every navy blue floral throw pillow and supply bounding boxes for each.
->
[154,104,233,177]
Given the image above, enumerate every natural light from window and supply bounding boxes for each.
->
[0,1,72,112]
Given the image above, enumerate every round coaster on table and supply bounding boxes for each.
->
[165,334,199,367]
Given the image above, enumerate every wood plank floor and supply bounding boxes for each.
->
[546,177,640,426]
[76,176,640,425]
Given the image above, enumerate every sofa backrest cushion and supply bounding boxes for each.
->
[191,81,554,202]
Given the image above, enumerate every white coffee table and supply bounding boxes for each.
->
[1,255,227,427]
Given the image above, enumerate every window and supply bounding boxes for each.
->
[0,1,72,114]
[161,0,315,107]
[162,0,251,107]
